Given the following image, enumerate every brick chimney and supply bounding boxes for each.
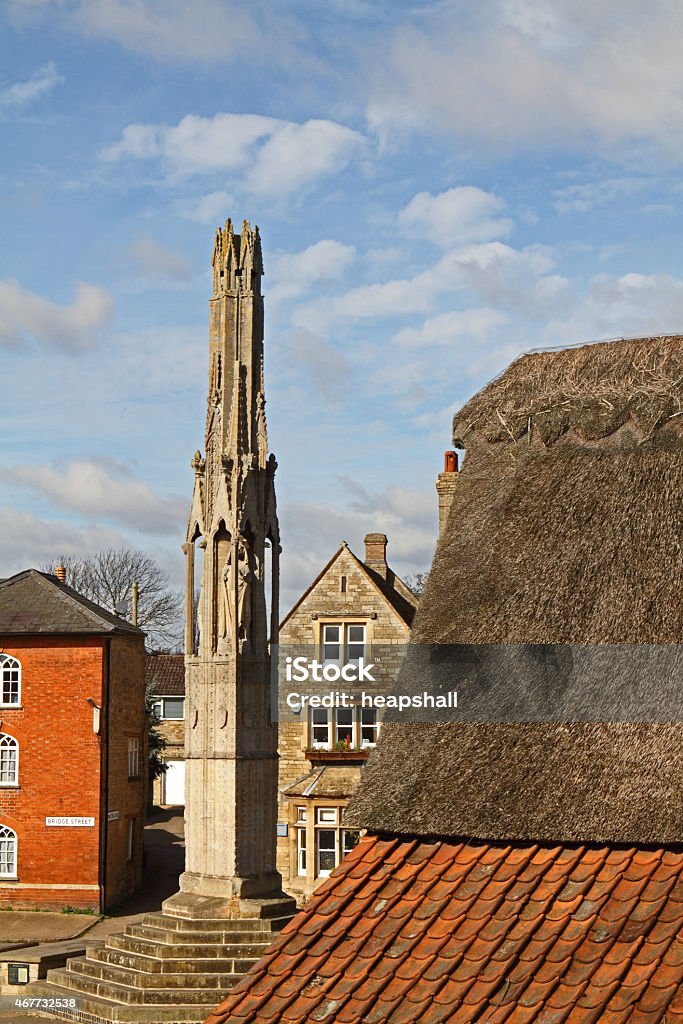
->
[364,533,388,579]
[436,450,459,535]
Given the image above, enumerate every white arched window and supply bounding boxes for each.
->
[0,825,17,877]
[0,734,18,785]
[0,655,21,706]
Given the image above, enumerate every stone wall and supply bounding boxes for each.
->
[277,543,414,903]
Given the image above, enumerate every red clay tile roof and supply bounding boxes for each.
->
[206,834,683,1024]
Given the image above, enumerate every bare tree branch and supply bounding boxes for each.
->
[42,548,183,651]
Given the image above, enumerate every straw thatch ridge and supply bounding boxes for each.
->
[345,335,683,844]
[453,335,683,448]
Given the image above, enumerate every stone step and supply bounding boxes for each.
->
[27,981,212,1022]
[108,931,271,960]
[142,912,268,933]
[104,933,262,962]
[47,966,232,1005]
[161,893,297,924]
[87,943,257,976]
[71,953,257,988]
[125,922,274,947]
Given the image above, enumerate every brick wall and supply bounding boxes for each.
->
[105,634,146,909]
[0,638,104,910]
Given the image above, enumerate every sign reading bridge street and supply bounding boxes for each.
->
[45,816,95,827]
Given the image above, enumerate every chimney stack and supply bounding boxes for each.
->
[364,533,388,578]
[436,450,459,536]
[54,565,66,583]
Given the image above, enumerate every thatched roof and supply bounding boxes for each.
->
[345,335,683,844]
[452,334,683,450]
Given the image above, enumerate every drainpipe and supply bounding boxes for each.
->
[99,638,111,913]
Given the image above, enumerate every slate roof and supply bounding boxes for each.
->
[206,834,683,1024]
[281,765,362,799]
[145,653,185,696]
[0,569,143,636]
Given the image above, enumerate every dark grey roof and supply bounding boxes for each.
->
[145,653,185,696]
[346,335,683,845]
[0,570,144,636]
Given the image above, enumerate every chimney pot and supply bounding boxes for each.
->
[54,565,66,583]
[444,450,458,473]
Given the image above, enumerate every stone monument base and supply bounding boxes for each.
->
[26,889,297,1024]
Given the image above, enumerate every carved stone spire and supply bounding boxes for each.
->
[173,218,287,912]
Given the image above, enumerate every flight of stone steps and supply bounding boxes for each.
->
[28,899,296,1024]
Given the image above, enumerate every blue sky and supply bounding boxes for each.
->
[3,0,683,613]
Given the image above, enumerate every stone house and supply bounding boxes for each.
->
[208,334,683,1024]
[277,533,418,903]
[146,653,185,806]
[0,568,146,911]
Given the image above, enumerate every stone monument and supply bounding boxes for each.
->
[169,216,289,913]
[32,220,295,1023]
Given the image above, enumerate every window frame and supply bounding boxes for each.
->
[320,623,366,665]
[0,824,17,878]
[0,733,18,786]
[312,806,360,878]
[309,707,331,749]
[0,655,21,708]
[126,819,135,862]
[152,696,185,721]
[127,737,140,779]
[308,705,381,751]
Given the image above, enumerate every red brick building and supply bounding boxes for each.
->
[0,569,147,911]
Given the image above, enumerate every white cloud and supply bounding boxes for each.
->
[182,190,234,225]
[129,235,192,281]
[0,506,126,579]
[293,241,568,332]
[101,112,366,197]
[280,482,436,608]
[399,187,513,247]
[553,177,646,214]
[0,278,114,351]
[289,328,353,398]
[444,242,570,316]
[75,0,260,62]
[270,239,356,304]
[2,457,186,534]
[249,120,365,195]
[0,61,63,109]
[367,1,683,160]
[100,113,278,172]
[6,0,263,64]
[393,308,508,347]
[544,271,683,346]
